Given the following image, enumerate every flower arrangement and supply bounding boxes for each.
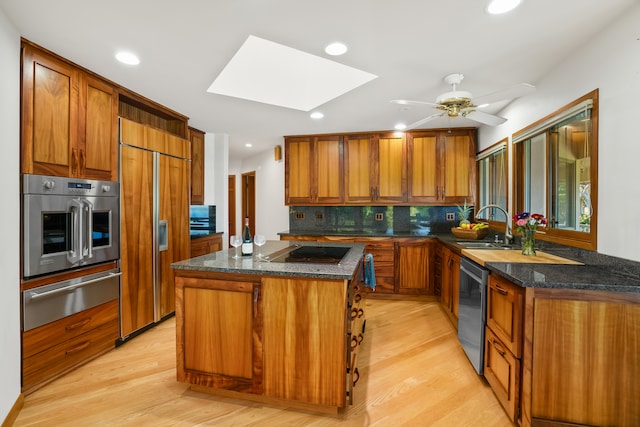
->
[512,212,547,256]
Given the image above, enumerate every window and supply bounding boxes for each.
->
[512,90,598,250]
[476,139,508,224]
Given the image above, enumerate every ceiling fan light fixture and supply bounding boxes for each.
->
[436,90,473,105]
[487,0,521,15]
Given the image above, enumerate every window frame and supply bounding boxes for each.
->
[475,138,509,230]
[512,90,598,250]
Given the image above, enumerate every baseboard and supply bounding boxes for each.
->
[1,393,24,427]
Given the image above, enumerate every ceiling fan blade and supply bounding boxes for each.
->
[464,110,507,126]
[390,99,440,107]
[406,112,445,129]
[473,83,536,106]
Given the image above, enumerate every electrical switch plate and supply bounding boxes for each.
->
[375,213,384,221]
[446,212,455,221]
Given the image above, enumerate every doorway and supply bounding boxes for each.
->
[241,171,256,236]
[228,175,236,238]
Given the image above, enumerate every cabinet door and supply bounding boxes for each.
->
[176,277,263,394]
[487,274,523,358]
[314,135,343,204]
[396,239,432,294]
[442,132,475,203]
[407,132,439,203]
[285,137,313,204]
[344,135,375,204]
[375,134,406,203]
[189,127,205,205]
[21,45,79,177]
[79,74,118,181]
[159,154,190,318]
[119,145,154,337]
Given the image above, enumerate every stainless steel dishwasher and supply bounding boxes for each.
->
[458,257,490,374]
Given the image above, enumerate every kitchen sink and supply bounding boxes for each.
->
[456,241,515,250]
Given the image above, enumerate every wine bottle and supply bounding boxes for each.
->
[241,217,253,256]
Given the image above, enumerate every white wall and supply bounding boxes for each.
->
[236,147,289,241]
[203,133,229,247]
[479,3,640,262]
[0,7,23,421]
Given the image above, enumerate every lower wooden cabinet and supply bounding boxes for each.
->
[190,233,223,257]
[397,239,434,294]
[22,300,119,393]
[440,245,460,327]
[484,326,520,422]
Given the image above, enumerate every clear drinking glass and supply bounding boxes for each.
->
[230,235,242,259]
[254,234,266,258]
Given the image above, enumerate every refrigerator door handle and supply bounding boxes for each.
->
[158,220,168,251]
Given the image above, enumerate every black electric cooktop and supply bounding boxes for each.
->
[264,245,350,264]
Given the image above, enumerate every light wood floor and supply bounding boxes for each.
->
[14,297,512,426]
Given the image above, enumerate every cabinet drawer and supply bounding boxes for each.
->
[484,327,520,422]
[23,316,118,392]
[23,300,118,359]
[487,274,524,358]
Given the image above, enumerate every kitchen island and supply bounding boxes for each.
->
[170,240,367,413]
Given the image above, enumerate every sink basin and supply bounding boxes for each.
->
[457,241,515,250]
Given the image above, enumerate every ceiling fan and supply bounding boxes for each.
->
[391,73,535,128]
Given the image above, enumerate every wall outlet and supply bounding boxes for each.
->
[446,212,455,221]
[295,212,305,220]
[374,213,384,221]
[315,212,324,221]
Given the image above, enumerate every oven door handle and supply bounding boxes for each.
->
[83,198,94,260]
[25,272,122,302]
[66,199,84,264]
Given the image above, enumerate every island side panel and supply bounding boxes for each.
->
[262,276,349,408]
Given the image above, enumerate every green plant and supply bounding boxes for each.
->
[456,201,472,222]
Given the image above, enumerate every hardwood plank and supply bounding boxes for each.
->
[13,298,511,426]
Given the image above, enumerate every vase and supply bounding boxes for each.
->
[521,228,536,256]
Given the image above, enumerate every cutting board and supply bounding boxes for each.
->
[461,249,583,267]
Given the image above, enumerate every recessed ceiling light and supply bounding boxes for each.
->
[245,143,253,148]
[487,0,521,14]
[325,42,348,56]
[394,123,407,130]
[115,51,140,65]
[310,111,324,119]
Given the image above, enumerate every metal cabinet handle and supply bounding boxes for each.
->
[494,285,508,295]
[492,338,507,357]
[352,367,360,386]
[65,340,91,355]
[65,318,91,332]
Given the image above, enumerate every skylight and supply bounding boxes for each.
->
[207,35,377,111]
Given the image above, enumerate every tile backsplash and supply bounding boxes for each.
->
[288,206,469,235]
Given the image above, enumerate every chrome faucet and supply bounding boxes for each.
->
[475,204,513,245]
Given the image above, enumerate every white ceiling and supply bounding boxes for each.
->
[0,0,636,161]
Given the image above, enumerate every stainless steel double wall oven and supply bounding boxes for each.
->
[22,174,121,331]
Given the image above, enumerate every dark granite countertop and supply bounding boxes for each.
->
[172,240,365,280]
[279,229,640,294]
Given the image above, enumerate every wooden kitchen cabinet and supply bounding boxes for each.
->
[407,129,475,204]
[189,127,205,205]
[524,288,640,427]
[484,274,524,423]
[440,245,460,327]
[344,133,406,204]
[21,41,118,180]
[396,239,433,294]
[285,135,343,205]
[190,233,223,257]
[22,299,119,394]
[176,276,263,394]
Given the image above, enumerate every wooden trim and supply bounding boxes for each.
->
[1,393,24,427]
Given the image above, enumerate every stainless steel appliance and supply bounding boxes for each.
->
[458,257,490,374]
[22,174,120,278]
[22,268,121,331]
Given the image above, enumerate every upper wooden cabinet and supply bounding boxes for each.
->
[21,42,118,181]
[285,135,343,205]
[285,128,475,206]
[189,127,205,205]
[407,129,476,204]
[344,133,406,204]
